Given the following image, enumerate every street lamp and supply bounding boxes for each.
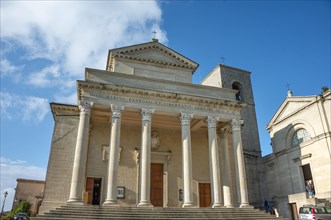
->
[1,191,8,217]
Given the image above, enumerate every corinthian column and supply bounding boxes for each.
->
[231,119,251,208]
[206,116,223,208]
[220,126,234,208]
[137,108,154,207]
[103,104,124,206]
[180,113,194,208]
[67,101,93,204]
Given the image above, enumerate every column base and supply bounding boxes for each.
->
[182,202,195,208]
[66,198,84,205]
[103,200,119,207]
[137,201,153,207]
[224,204,234,208]
[239,203,254,208]
[212,203,224,208]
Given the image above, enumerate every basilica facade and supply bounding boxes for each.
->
[40,40,263,213]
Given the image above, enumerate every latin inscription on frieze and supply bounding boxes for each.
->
[85,92,239,116]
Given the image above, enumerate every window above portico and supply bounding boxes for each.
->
[292,128,311,146]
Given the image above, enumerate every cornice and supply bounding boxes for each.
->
[50,102,79,119]
[112,53,196,70]
[17,178,45,184]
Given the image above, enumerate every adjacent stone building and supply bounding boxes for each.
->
[40,40,264,214]
[12,179,45,216]
[262,89,331,219]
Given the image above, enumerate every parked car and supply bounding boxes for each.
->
[299,205,330,220]
[13,212,30,220]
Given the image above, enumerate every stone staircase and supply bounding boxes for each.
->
[33,204,284,220]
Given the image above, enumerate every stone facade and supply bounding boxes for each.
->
[12,179,45,216]
[262,90,331,219]
[40,40,261,213]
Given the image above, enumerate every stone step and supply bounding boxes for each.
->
[54,206,263,213]
[33,205,282,220]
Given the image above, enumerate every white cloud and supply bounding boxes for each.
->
[26,64,75,89]
[1,1,167,94]
[0,157,46,212]
[0,58,23,82]
[0,92,49,123]
[55,92,78,105]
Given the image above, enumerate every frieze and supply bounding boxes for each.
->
[85,92,240,117]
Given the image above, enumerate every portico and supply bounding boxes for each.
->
[64,65,250,209]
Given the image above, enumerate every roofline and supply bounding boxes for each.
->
[17,178,45,184]
[201,64,251,84]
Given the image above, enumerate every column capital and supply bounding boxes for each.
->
[180,113,194,126]
[205,115,219,128]
[231,119,244,131]
[141,108,155,121]
[111,104,124,119]
[78,101,93,114]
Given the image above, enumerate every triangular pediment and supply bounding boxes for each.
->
[266,96,315,129]
[106,40,199,72]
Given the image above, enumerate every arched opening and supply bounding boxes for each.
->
[232,82,242,101]
[292,128,311,146]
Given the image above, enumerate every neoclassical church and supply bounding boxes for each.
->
[40,39,264,214]
[262,89,331,219]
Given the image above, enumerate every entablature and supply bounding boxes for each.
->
[77,80,243,122]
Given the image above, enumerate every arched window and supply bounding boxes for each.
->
[292,129,311,146]
[232,82,242,101]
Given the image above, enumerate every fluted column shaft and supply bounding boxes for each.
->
[220,127,234,208]
[68,101,93,203]
[231,119,251,208]
[206,116,223,208]
[137,109,154,207]
[104,105,124,206]
[180,113,194,208]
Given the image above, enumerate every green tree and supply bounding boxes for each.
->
[3,200,31,220]
[321,86,330,94]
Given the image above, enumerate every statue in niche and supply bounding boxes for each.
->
[101,145,109,161]
[151,131,160,151]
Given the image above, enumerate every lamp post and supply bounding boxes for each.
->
[1,191,8,217]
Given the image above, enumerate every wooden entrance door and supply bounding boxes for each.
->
[199,183,211,208]
[86,177,102,205]
[290,203,298,220]
[150,163,163,207]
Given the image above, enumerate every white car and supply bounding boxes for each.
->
[298,205,330,220]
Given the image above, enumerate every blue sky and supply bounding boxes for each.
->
[1,0,330,212]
